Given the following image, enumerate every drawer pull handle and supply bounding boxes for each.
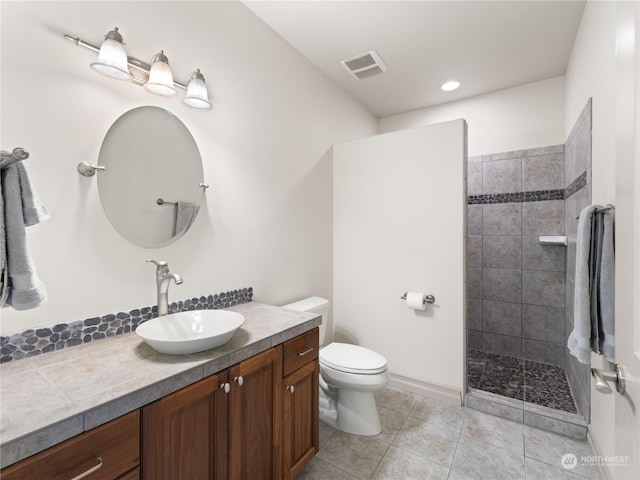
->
[234,376,244,386]
[297,347,314,357]
[220,382,230,393]
[70,457,103,480]
[287,385,295,394]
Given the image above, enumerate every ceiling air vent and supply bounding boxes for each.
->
[341,50,387,79]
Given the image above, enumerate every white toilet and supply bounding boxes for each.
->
[282,296,388,436]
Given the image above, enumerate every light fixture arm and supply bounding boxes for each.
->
[63,34,188,91]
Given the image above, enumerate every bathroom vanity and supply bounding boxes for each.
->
[0,303,320,479]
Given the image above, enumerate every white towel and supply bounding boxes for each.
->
[568,205,600,364]
[1,163,48,309]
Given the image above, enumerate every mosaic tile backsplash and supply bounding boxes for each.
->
[0,287,253,363]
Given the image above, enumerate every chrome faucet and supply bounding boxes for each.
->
[146,259,183,316]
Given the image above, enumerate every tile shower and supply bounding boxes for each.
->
[466,100,592,421]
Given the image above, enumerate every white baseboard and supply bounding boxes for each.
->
[388,373,463,406]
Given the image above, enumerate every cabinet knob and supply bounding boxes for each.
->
[234,376,244,386]
[287,385,295,394]
[220,382,230,393]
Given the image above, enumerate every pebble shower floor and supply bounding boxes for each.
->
[467,349,578,414]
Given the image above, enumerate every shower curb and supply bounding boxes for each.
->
[465,388,588,440]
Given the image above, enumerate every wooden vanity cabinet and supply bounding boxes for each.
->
[141,346,283,480]
[2,329,319,480]
[0,410,140,480]
[142,371,228,480]
[282,328,320,479]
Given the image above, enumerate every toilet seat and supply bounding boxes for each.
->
[320,342,387,375]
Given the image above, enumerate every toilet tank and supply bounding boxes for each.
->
[282,296,330,345]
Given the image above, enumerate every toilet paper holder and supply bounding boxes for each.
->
[400,292,436,304]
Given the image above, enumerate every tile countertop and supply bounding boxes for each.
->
[0,302,320,469]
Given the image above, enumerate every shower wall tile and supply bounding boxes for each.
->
[468,330,482,351]
[565,99,592,184]
[468,298,483,331]
[522,304,565,344]
[523,145,564,157]
[483,268,522,304]
[483,236,521,269]
[468,205,483,236]
[483,151,522,162]
[467,236,483,267]
[522,236,565,272]
[469,155,483,164]
[468,162,483,195]
[522,339,565,367]
[522,153,564,191]
[483,332,521,357]
[522,200,564,235]
[483,300,521,337]
[483,204,521,236]
[522,270,565,308]
[468,267,483,299]
[483,158,522,194]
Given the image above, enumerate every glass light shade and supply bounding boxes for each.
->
[90,36,132,81]
[183,71,213,110]
[144,52,177,97]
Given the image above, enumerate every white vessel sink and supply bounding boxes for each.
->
[136,310,245,355]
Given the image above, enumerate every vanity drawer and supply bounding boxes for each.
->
[1,410,140,480]
[283,328,319,377]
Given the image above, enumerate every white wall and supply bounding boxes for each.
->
[0,1,377,334]
[379,76,566,156]
[333,121,466,395]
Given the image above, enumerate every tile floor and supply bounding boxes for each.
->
[298,385,600,480]
[467,349,578,413]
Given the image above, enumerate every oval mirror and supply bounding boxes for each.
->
[97,106,204,248]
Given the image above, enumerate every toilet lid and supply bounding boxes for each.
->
[320,343,387,374]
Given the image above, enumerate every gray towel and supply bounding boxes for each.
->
[589,211,603,353]
[568,204,599,364]
[599,211,615,362]
[1,163,48,310]
[174,202,197,236]
[0,177,7,306]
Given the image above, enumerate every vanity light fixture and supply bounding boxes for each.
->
[64,28,213,111]
[90,28,132,81]
[144,51,177,97]
[183,70,213,111]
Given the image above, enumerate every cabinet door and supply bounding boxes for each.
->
[228,347,282,480]
[283,358,319,480]
[142,372,228,480]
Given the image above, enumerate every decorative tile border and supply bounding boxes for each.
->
[564,171,587,199]
[0,287,253,363]
[468,189,564,205]
[467,170,588,206]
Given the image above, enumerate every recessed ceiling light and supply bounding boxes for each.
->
[441,81,460,91]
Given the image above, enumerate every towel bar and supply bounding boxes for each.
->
[0,147,29,169]
[575,204,615,219]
